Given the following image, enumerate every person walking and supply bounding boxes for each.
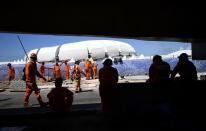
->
[7,63,15,85]
[24,53,47,107]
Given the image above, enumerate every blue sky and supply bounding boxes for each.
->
[0,33,191,62]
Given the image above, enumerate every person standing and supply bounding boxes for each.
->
[92,61,98,79]
[7,63,15,85]
[64,61,70,80]
[39,62,46,83]
[99,59,118,113]
[24,53,47,107]
[84,59,93,80]
[72,60,85,93]
[53,62,61,79]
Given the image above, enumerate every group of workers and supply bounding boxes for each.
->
[46,58,118,113]
[4,52,198,113]
[84,58,98,80]
[21,53,117,112]
[39,58,98,82]
[148,53,197,83]
[38,58,98,92]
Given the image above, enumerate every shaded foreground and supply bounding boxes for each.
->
[0,81,206,130]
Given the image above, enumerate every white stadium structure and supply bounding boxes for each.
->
[26,40,136,62]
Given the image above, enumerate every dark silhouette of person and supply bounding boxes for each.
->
[98,58,118,113]
[147,55,171,83]
[47,77,73,112]
[171,53,197,81]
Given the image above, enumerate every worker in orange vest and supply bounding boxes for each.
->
[7,63,15,85]
[24,53,47,107]
[53,62,61,79]
[92,61,98,79]
[39,62,47,83]
[52,65,56,80]
[84,59,93,80]
[64,61,70,80]
[72,60,85,93]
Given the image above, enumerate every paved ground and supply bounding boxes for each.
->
[0,76,148,109]
[0,79,101,109]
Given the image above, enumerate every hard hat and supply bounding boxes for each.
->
[30,53,37,58]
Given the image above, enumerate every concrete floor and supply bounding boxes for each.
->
[0,76,148,109]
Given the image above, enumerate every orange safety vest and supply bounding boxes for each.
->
[25,61,37,83]
[64,64,70,79]
[84,61,89,71]
[72,65,82,80]
[93,63,97,71]
[54,65,61,77]
[8,67,15,79]
[39,65,45,76]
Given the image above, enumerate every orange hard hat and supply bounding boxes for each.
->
[30,53,37,58]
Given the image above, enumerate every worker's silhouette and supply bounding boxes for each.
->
[47,77,73,112]
[171,53,197,81]
[147,55,171,83]
[99,59,118,113]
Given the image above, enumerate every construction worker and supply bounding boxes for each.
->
[24,53,47,107]
[92,61,98,79]
[7,63,15,85]
[39,62,46,83]
[47,77,73,112]
[72,60,85,93]
[84,59,93,80]
[53,62,61,79]
[147,55,171,83]
[99,58,118,113]
[64,61,70,80]
[52,65,56,80]
[171,53,197,81]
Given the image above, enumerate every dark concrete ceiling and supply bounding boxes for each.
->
[0,2,205,41]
